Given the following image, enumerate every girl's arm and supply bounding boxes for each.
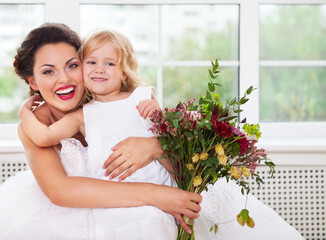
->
[18,96,82,147]
[18,124,201,233]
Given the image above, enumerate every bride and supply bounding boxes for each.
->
[0,23,304,240]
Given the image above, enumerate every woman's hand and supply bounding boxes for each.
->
[150,185,202,234]
[102,137,163,181]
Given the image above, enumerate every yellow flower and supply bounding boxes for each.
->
[218,154,227,166]
[186,164,194,171]
[200,152,209,161]
[215,144,224,156]
[193,176,202,187]
[192,154,200,163]
[247,217,255,228]
[236,214,245,226]
[241,166,251,178]
[230,167,242,179]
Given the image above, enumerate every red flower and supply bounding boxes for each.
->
[211,116,233,138]
[159,124,167,133]
[236,134,249,154]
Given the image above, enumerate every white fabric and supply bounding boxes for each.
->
[0,138,305,240]
[194,179,305,240]
[0,86,305,239]
[83,86,174,188]
[0,138,177,240]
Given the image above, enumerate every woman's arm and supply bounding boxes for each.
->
[18,125,201,233]
[19,97,82,147]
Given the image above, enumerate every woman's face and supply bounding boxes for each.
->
[29,42,84,115]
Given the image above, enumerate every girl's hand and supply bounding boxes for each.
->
[102,137,163,181]
[136,99,161,119]
[18,95,43,118]
[151,185,202,234]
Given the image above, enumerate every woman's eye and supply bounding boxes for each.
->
[42,70,54,75]
[68,63,79,69]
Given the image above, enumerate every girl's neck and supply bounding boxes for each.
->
[95,90,131,103]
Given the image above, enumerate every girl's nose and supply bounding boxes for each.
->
[94,67,105,73]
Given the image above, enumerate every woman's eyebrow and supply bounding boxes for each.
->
[39,64,54,69]
[66,57,78,64]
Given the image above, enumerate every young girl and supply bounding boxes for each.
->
[19,30,178,238]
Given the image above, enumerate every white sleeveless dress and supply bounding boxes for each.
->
[82,86,178,239]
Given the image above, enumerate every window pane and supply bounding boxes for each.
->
[80,5,158,62]
[163,66,238,108]
[0,68,29,123]
[162,5,239,61]
[260,5,326,60]
[140,66,157,88]
[260,67,326,122]
[0,4,44,123]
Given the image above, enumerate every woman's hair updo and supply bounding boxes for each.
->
[13,23,81,96]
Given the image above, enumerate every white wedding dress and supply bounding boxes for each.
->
[0,138,305,240]
[0,138,177,240]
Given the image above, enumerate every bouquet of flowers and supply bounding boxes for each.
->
[150,59,275,239]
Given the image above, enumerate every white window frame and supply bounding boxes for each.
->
[1,0,326,156]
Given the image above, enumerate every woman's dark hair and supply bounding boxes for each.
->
[13,23,81,96]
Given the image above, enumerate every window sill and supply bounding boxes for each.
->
[0,140,24,153]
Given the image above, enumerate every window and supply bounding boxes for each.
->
[260,4,326,122]
[0,0,325,144]
[0,4,44,123]
[80,4,239,107]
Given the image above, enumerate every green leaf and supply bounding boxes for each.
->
[229,97,237,105]
[175,111,182,118]
[240,98,249,104]
[234,109,243,113]
[184,132,193,138]
[205,90,212,100]
[167,111,174,122]
[172,119,179,128]
[213,83,222,87]
[214,224,218,234]
[208,102,214,111]
[208,82,215,92]
[209,69,216,79]
[246,86,253,95]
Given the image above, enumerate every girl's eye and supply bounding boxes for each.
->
[86,61,96,65]
[106,62,115,66]
[42,69,54,75]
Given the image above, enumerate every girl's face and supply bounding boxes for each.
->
[83,42,125,102]
[28,42,84,116]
